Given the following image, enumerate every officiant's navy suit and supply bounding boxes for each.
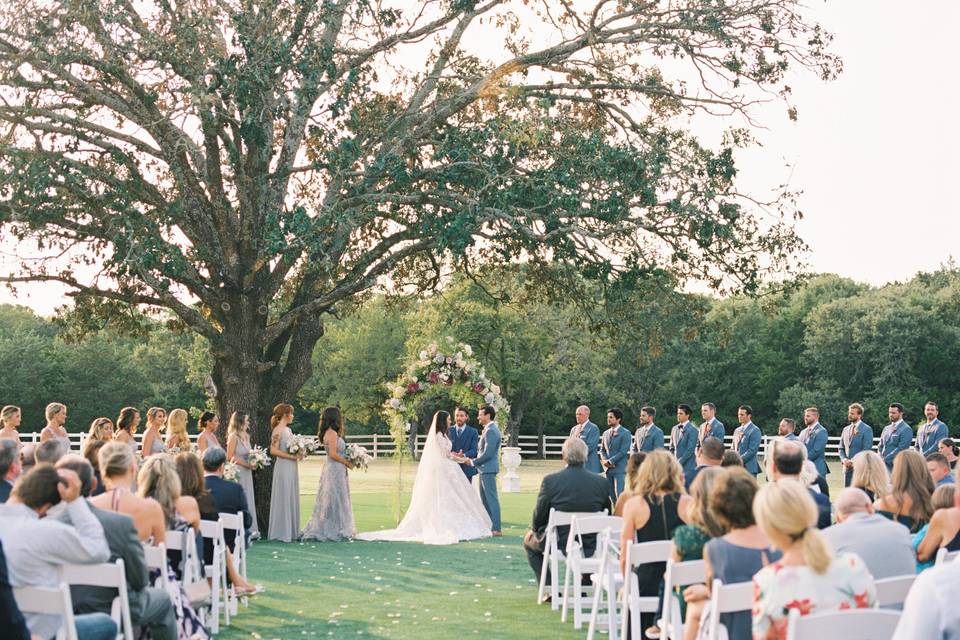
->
[449,424,479,480]
[600,426,631,501]
[474,421,502,532]
[571,420,602,473]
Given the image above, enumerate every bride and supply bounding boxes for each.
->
[358,410,492,545]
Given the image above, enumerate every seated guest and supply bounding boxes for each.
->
[0,440,21,503]
[82,439,108,497]
[614,452,646,516]
[916,480,960,563]
[0,539,31,640]
[0,465,116,640]
[619,450,690,630]
[34,438,67,465]
[752,481,876,639]
[682,467,781,640]
[770,440,831,529]
[851,450,890,502]
[19,443,36,474]
[892,466,960,640]
[823,488,915,579]
[938,437,959,469]
[801,460,830,498]
[523,438,609,589]
[138,455,201,557]
[88,442,166,543]
[926,452,955,487]
[56,455,177,640]
[720,450,743,467]
[874,449,934,533]
[913,485,956,572]
[686,436,722,491]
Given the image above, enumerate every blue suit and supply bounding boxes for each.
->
[0,479,11,504]
[879,420,914,470]
[449,424,479,480]
[733,421,762,475]
[916,419,949,457]
[671,421,698,479]
[783,433,799,442]
[699,418,725,448]
[839,421,873,486]
[632,424,665,453]
[800,422,829,476]
[600,426,631,501]
[571,420,602,474]
[473,422,501,532]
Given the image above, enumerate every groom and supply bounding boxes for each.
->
[449,406,479,482]
[457,405,502,537]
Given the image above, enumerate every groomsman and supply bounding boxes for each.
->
[600,408,631,501]
[916,401,949,457]
[839,403,873,487]
[571,405,602,474]
[671,404,698,480]
[732,405,762,476]
[778,418,799,441]
[799,407,829,477]
[699,403,725,449]
[449,406,479,482]
[632,406,664,453]
[879,403,914,470]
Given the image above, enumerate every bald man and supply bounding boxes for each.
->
[570,405,602,474]
[823,488,915,579]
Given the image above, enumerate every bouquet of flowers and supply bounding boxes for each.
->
[286,435,320,457]
[223,462,240,482]
[344,443,372,471]
[166,446,181,455]
[246,445,271,470]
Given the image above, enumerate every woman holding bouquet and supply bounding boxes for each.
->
[301,406,356,541]
[227,411,260,538]
[268,403,302,542]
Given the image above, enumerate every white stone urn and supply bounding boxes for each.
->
[501,446,522,492]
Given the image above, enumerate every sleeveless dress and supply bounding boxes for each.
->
[146,431,166,456]
[268,427,300,542]
[706,537,782,640]
[200,431,221,452]
[301,436,356,541]
[233,436,260,537]
[634,493,683,630]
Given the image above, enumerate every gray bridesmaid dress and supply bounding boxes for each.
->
[233,436,260,537]
[267,427,300,542]
[301,436,355,541]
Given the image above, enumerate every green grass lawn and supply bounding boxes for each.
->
[218,458,845,639]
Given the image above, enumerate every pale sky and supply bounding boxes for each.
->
[2,1,958,316]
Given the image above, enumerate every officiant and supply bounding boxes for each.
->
[450,406,479,482]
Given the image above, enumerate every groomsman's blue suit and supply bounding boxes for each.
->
[839,420,873,486]
[632,423,665,453]
[600,426,631,501]
[699,417,725,448]
[733,421,762,475]
[571,420,602,474]
[879,419,913,470]
[473,421,502,532]
[916,419,949,457]
[783,432,799,442]
[671,421,698,479]
[449,423,479,481]
[799,422,829,476]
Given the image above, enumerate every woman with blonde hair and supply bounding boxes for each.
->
[752,481,875,639]
[140,407,167,458]
[874,449,934,533]
[226,411,259,538]
[613,452,647,516]
[0,405,22,445]
[164,408,192,452]
[86,417,113,445]
[88,441,166,543]
[851,450,890,502]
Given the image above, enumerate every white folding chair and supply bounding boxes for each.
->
[60,559,133,640]
[164,529,202,586]
[14,583,78,640]
[935,547,960,565]
[873,573,916,608]
[561,514,623,629]
[619,539,673,640]
[706,578,753,640]
[200,518,230,632]
[785,608,901,640]
[219,510,248,613]
[659,558,706,640]
[142,542,176,600]
[586,528,624,640]
[536,507,607,609]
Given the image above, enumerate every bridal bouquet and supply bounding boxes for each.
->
[344,443,372,471]
[246,445,272,470]
[223,462,240,482]
[287,435,320,457]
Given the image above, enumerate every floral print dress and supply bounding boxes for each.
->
[752,552,876,640]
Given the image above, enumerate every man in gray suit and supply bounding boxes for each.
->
[823,488,915,579]
[570,405,602,473]
[55,455,176,640]
[461,405,502,536]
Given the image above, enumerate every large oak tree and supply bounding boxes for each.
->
[0,0,838,524]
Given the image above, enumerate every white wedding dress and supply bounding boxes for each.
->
[357,417,492,545]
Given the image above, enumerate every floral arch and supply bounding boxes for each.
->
[383,337,510,451]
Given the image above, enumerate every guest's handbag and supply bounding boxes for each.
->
[184,578,212,608]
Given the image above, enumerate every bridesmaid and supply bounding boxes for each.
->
[268,403,302,542]
[197,411,221,454]
[0,405,22,446]
[39,402,70,448]
[164,408,193,452]
[141,407,167,457]
[301,407,355,541]
[114,406,141,457]
[226,411,260,539]
[86,417,113,447]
